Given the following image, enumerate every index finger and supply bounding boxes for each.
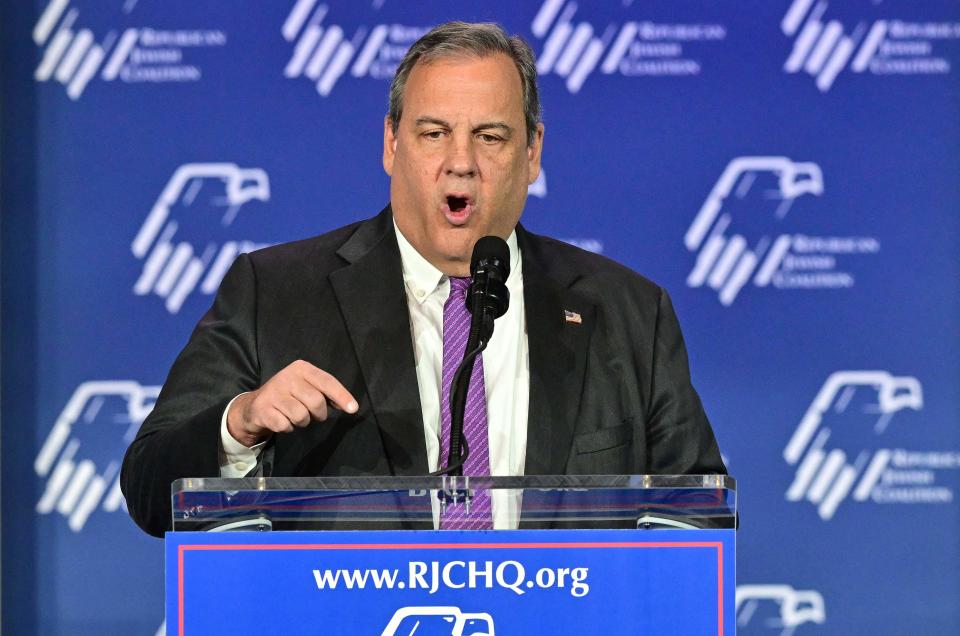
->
[299,363,359,414]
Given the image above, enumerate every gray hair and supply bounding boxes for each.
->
[388,21,541,146]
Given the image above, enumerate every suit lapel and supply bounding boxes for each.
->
[519,227,595,475]
[330,208,429,475]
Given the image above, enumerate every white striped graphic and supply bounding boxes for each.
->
[781,0,890,91]
[101,28,139,81]
[537,21,573,74]
[203,242,240,293]
[318,41,354,96]
[34,0,69,45]
[32,2,122,99]
[305,26,343,81]
[132,164,270,313]
[352,25,388,77]
[166,257,207,314]
[35,28,74,81]
[807,449,846,503]
[851,21,887,72]
[708,235,746,290]
[532,1,611,93]
[555,24,593,77]
[35,382,161,531]
[602,23,638,74]
[754,235,793,287]
[67,43,104,100]
[787,450,824,501]
[57,460,96,515]
[55,28,93,83]
[785,19,823,73]
[282,3,400,97]
[286,25,324,77]
[532,0,565,38]
[781,0,817,37]
[804,21,843,75]
[37,439,81,513]
[784,373,924,520]
[818,463,858,520]
[283,0,318,41]
[816,35,855,92]
[687,235,726,288]
[853,450,891,501]
[566,39,605,93]
[719,250,757,306]
[685,158,822,304]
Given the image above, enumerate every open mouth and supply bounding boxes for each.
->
[442,194,474,226]
[447,195,469,212]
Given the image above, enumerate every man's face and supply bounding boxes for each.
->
[383,53,544,276]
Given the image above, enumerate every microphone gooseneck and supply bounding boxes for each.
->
[433,236,511,477]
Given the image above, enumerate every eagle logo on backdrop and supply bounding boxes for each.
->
[684,156,884,306]
[736,584,826,635]
[684,157,823,306]
[783,371,932,521]
[281,0,431,96]
[34,381,160,532]
[131,163,271,314]
[780,0,960,92]
[530,0,727,93]
[31,0,226,100]
[280,0,728,97]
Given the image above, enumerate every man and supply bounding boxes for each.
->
[121,22,725,538]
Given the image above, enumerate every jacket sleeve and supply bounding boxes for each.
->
[120,254,261,537]
[645,287,727,475]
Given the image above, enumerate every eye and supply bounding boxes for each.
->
[477,133,503,144]
[422,130,446,140]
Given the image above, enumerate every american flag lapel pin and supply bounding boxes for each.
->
[564,309,582,325]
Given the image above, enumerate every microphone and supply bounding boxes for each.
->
[434,236,511,478]
[466,236,510,341]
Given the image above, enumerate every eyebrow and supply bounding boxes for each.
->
[414,116,514,136]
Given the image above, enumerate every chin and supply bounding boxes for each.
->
[436,228,475,252]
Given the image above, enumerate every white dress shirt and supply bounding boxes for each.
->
[219,223,530,528]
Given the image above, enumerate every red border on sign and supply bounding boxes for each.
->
[177,540,725,636]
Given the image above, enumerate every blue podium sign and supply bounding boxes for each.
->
[166,529,734,635]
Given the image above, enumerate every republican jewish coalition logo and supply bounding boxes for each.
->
[784,371,960,521]
[781,0,960,92]
[281,0,431,96]
[382,606,494,636]
[34,381,160,532]
[132,163,271,314]
[736,584,825,635]
[685,156,880,306]
[32,0,226,100]
[531,0,726,93]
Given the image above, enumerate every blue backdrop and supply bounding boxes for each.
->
[2,1,959,634]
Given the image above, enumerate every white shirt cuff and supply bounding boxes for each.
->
[219,393,267,477]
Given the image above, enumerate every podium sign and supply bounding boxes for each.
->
[166,528,734,635]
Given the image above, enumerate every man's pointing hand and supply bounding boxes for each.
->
[226,359,359,447]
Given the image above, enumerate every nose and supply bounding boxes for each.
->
[443,133,478,178]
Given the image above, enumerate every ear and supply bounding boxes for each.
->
[383,116,398,176]
[526,123,545,184]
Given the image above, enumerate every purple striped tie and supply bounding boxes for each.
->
[439,277,493,529]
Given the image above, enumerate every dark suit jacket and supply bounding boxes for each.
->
[121,207,725,537]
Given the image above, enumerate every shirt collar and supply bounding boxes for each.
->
[393,220,520,305]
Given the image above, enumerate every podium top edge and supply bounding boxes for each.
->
[171,474,735,494]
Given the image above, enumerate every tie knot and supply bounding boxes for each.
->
[449,276,470,295]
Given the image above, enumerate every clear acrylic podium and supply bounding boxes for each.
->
[167,475,736,635]
[171,474,736,530]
